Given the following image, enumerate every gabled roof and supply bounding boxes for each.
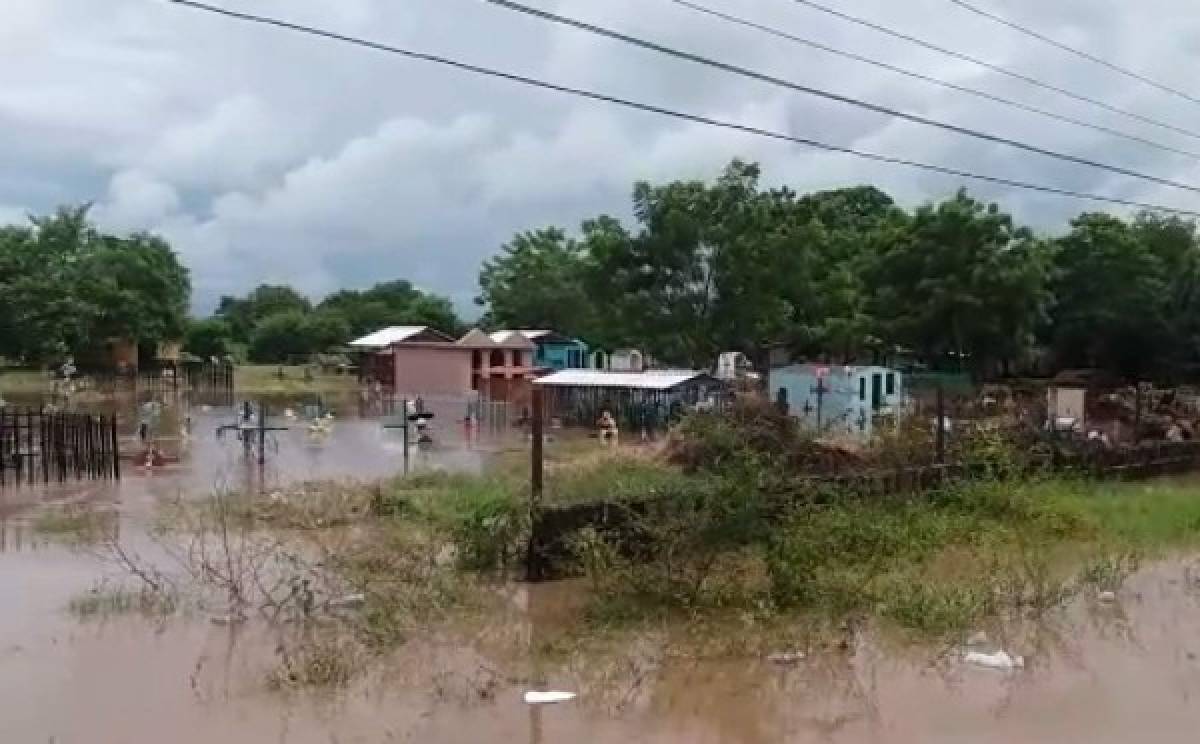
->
[457,328,498,348]
[534,369,716,391]
[465,328,536,349]
[350,326,454,348]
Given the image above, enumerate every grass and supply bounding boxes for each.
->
[234,365,359,394]
[0,369,48,394]
[570,470,1200,640]
[68,584,178,619]
[268,632,365,690]
[33,506,117,544]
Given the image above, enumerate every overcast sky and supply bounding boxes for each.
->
[4,0,1200,315]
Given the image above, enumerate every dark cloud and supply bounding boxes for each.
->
[3,0,1199,314]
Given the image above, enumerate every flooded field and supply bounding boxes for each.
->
[5,392,1200,742]
[0,390,515,517]
[5,535,1200,742]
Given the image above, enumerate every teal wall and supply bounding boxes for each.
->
[535,340,589,370]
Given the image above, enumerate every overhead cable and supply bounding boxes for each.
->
[163,0,1200,217]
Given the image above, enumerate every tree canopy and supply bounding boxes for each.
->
[476,160,1200,381]
[0,206,190,364]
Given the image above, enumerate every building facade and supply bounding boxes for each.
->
[350,326,535,404]
[770,364,905,438]
[490,330,588,372]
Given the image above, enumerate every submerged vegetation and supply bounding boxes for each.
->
[76,401,1200,689]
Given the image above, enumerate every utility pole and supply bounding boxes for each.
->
[526,387,545,582]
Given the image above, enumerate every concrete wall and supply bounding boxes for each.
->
[770,365,905,438]
[393,347,473,396]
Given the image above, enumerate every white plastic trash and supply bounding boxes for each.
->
[523,690,576,705]
[1097,590,1117,603]
[964,650,1024,670]
[766,651,806,664]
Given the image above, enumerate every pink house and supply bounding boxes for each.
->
[350,326,535,404]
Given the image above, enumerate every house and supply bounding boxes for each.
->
[349,325,535,404]
[489,330,588,372]
[589,348,648,372]
[534,368,724,432]
[770,364,904,438]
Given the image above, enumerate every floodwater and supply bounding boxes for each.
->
[6,393,1200,741]
[5,543,1200,743]
[0,390,515,516]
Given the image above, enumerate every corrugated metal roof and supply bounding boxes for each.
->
[490,329,560,342]
[349,326,428,348]
[534,369,710,390]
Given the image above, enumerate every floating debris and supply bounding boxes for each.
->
[766,651,806,665]
[964,650,1024,670]
[966,631,989,646]
[328,593,366,610]
[523,690,576,705]
[1097,590,1117,603]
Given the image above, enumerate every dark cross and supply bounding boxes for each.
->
[216,401,288,465]
[809,375,830,431]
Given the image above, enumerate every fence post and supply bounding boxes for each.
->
[935,381,946,465]
[402,398,410,476]
[526,386,545,582]
[110,414,121,480]
[258,401,267,466]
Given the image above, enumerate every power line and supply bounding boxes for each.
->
[944,0,1200,107]
[162,0,1200,217]
[786,0,1200,143]
[484,0,1200,197]
[665,0,1200,163]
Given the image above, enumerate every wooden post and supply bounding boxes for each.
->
[110,414,121,480]
[935,380,946,466]
[1134,383,1143,444]
[402,398,410,476]
[526,386,545,581]
[258,401,267,466]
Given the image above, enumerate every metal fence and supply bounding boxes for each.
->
[0,408,120,486]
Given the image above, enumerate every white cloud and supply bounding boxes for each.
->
[2,0,1199,314]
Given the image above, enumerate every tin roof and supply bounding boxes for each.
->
[349,326,437,348]
[534,369,712,391]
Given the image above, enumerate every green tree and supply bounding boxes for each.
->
[216,284,311,343]
[247,309,350,363]
[868,190,1047,375]
[319,280,460,338]
[0,206,190,363]
[1048,213,1169,378]
[477,228,592,334]
[184,317,235,360]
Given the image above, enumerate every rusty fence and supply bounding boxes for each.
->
[0,408,120,486]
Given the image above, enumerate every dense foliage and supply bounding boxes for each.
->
[206,279,461,363]
[0,206,190,364]
[477,160,1200,379]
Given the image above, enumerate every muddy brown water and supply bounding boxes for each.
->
[5,394,1200,741]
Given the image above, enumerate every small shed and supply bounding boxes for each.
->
[534,369,724,432]
[770,364,904,437]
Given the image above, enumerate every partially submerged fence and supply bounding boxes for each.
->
[0,409,120,486]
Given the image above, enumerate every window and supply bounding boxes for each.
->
[511,350,522,367]
[885,373,895,396]
[859,377,866,402]
[489,349,504,367]
[471,350,482,369]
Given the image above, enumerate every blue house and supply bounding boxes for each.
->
[491,330,588,371]
[769,364,905,438]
